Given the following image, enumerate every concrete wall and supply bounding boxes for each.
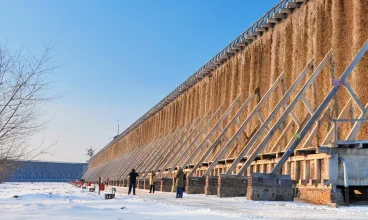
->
[336,148,368,186]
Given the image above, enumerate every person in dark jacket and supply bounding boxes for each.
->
[128,169,139,195]
[174,166,184,198]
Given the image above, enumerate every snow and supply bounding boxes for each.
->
[1,182,368,219]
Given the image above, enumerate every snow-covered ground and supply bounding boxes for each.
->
[1,182,368,219]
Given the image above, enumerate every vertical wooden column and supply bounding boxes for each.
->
[247,166,252,176]
[285,161,291,175]
[303,160,311,184]
[314,159,321,184]
[260,163,266,173]
[294,161,300,182]
[267,162,274,172]
[233,166,237,175]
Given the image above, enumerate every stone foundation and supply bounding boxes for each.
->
[143,179,150,190]
[297,185,344,206]
[161,178,174,192]
[247,173,293,201]
[186,176,205,194]
[204,176,218,195]
[138,179,145,189]
[218,174,247,197]
[155,179,162,191]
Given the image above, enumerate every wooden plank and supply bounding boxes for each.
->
[255,27,266,32]
[266,18,278,24]
[273,13,286,19]
[286,2,300,9]
[260,22,273,28]
[279,8,292,14]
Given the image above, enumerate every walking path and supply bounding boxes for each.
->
[105,186,368,219]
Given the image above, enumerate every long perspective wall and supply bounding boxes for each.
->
[83,0,368,206]
[89,0,368,170]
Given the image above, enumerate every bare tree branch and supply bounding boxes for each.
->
[0,42,57,183]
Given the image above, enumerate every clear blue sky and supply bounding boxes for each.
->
[0,0,279,162]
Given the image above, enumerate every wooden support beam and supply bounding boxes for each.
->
[236,42,247,47]
[286,2,300,9]
[272,13,286,19]
[294,161,300,181]
[241,38,253,44]
[279,8,292,14]
[260,22,273,28]
[245,35,256,40]
[164,105,224,177]
[200,92,256,177]
[219,56,229,61]
[231,46,242,50]
[214,61,222,65]
[255,27,266,33]
[250,31,261,37]
[228,58,314,176]
[184,95,241,175]
[266,18,278,24]
[314,159,321,182]
[273,41,368,174]
[157,111,211,176]
[303,160,311,181]
[146,119,197,176]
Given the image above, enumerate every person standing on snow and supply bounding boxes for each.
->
[174,166,184,198]
[128,169,139,195]
[149,171,157,193]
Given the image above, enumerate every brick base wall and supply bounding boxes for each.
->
[247,173,293,201]
[297,185,344,206]
[218,174,247,197]
[155,179,162,191]
[138,179,145,189]
[186,176,205,194]
[161,178,174,192]
[204,176,218,195]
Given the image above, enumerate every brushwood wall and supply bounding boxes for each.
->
[89,0,368,169]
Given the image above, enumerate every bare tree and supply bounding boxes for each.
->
[0,42,56,182]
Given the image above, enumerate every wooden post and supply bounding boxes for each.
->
[314,159,321,182]
[303,160,311,183]
[285,161,291,175]
[294,161,301,181]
